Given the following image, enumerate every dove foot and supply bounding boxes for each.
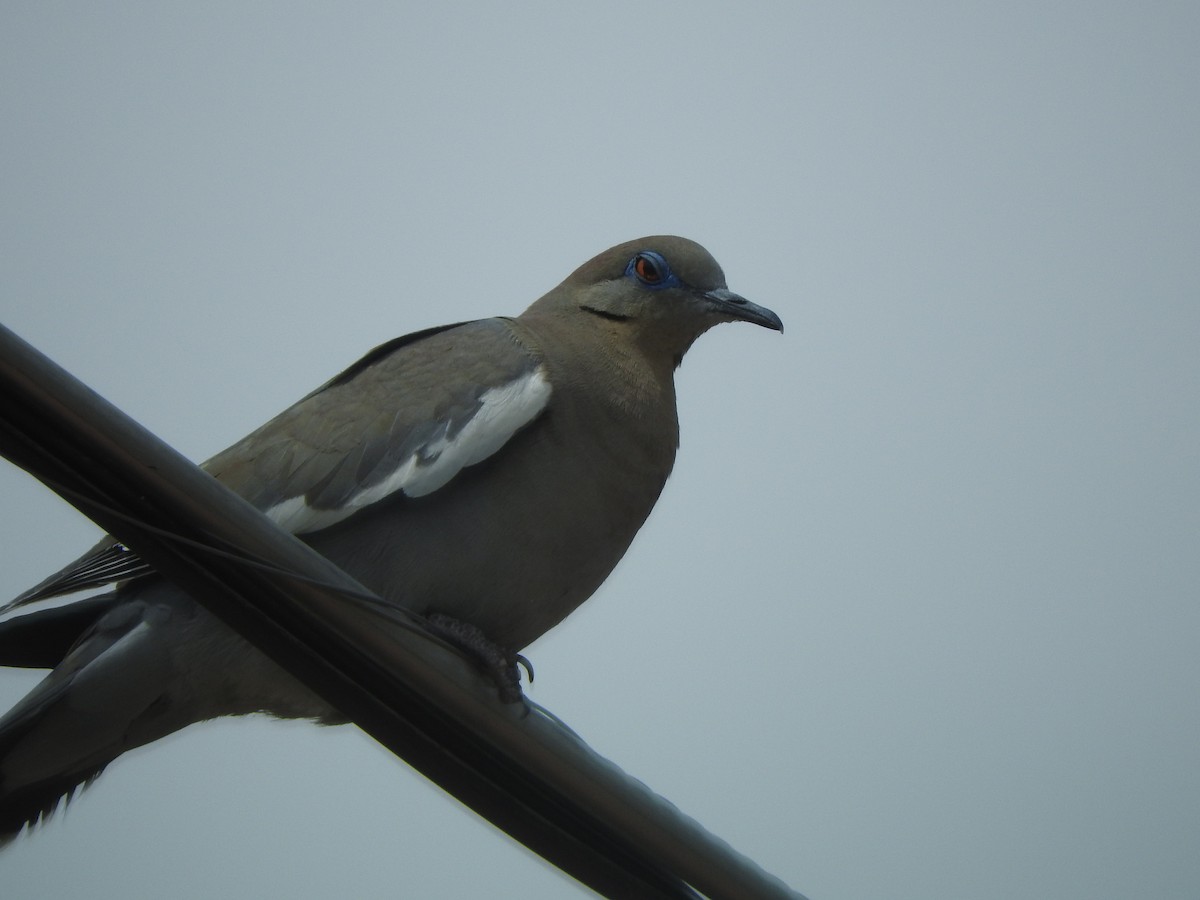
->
[424,613,533,703]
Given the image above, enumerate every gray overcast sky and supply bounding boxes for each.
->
[2,4,1198,898]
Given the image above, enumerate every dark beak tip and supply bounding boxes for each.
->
[747,305,785,334]
[704,288,784,333]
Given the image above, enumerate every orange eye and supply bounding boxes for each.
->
[634,254,662,284]
[625,250,677,290]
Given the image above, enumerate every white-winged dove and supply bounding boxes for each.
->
[0,235,782,840]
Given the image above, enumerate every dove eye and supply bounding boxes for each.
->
[634,253,663,283]
[626,251,678,290]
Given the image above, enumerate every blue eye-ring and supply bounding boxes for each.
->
[625,251,680,290]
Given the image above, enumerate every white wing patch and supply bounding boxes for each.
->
[265,365,551,534]
[266,495,337,534]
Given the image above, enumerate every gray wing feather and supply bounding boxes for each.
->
[7,317,549,607]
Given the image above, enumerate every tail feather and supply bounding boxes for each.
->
[0,594,122,669]
[0,583,340,846]
[0,592,181,848]
[0,761,109,846]
[0,672,113,844]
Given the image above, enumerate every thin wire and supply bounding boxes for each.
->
[12,472,532,686]
[17,474,426,628]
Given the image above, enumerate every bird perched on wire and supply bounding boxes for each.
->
[0,235,782,842]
